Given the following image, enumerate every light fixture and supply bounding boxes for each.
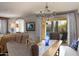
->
[40,3,51,15]
[39,2,57,20]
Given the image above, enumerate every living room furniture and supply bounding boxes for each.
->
[60,46,79,56]
[7,41,31,56]
[49,32,60,40]
[42,40,62,56]
[7,40,62,56]
[61,32,67,42]
[59,40,79,56]
[0,32,29,53]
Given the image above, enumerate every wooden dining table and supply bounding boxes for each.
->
[7,40,62,56]
[39,40,62,56]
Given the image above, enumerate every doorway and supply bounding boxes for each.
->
[41,11,77,46]
[46,16,68,44]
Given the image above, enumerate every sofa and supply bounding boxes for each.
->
[0,32,29,53]
[7,41,32,56]
[60,46,79,56]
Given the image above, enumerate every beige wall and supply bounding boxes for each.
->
[24,16,42,41]
[8,16,42,41]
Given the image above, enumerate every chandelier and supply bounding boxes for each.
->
[40,3,51,15]
[39,3,56,19]
[39,3,57,21]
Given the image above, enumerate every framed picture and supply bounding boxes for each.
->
[26,22,35,31]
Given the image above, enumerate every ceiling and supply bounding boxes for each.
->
[0,2,79,17]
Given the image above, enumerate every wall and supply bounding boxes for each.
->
[24,15,42,41]
[36,17,42,40]
[7,16,42,41]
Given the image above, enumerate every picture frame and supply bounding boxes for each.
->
[26,22,35,31]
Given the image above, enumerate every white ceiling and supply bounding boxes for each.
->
[0,2,79,17]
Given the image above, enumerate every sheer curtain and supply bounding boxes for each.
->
[67,12,78,45]
[0,20,7,34]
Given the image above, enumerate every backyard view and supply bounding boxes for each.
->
[46,19,67,42]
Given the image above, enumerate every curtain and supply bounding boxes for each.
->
[0,20,7,34]
[67,12,77,45]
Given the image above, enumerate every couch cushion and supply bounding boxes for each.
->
[65,46,78,56]
[7,41,31,56]
[60,46,78,56]
[15,33,22,43]
[21,33,29,44]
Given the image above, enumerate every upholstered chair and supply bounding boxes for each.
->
[0,37,4,53]
[15,33,22,43]
[21,33,29,44]
[0,36,7,53]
